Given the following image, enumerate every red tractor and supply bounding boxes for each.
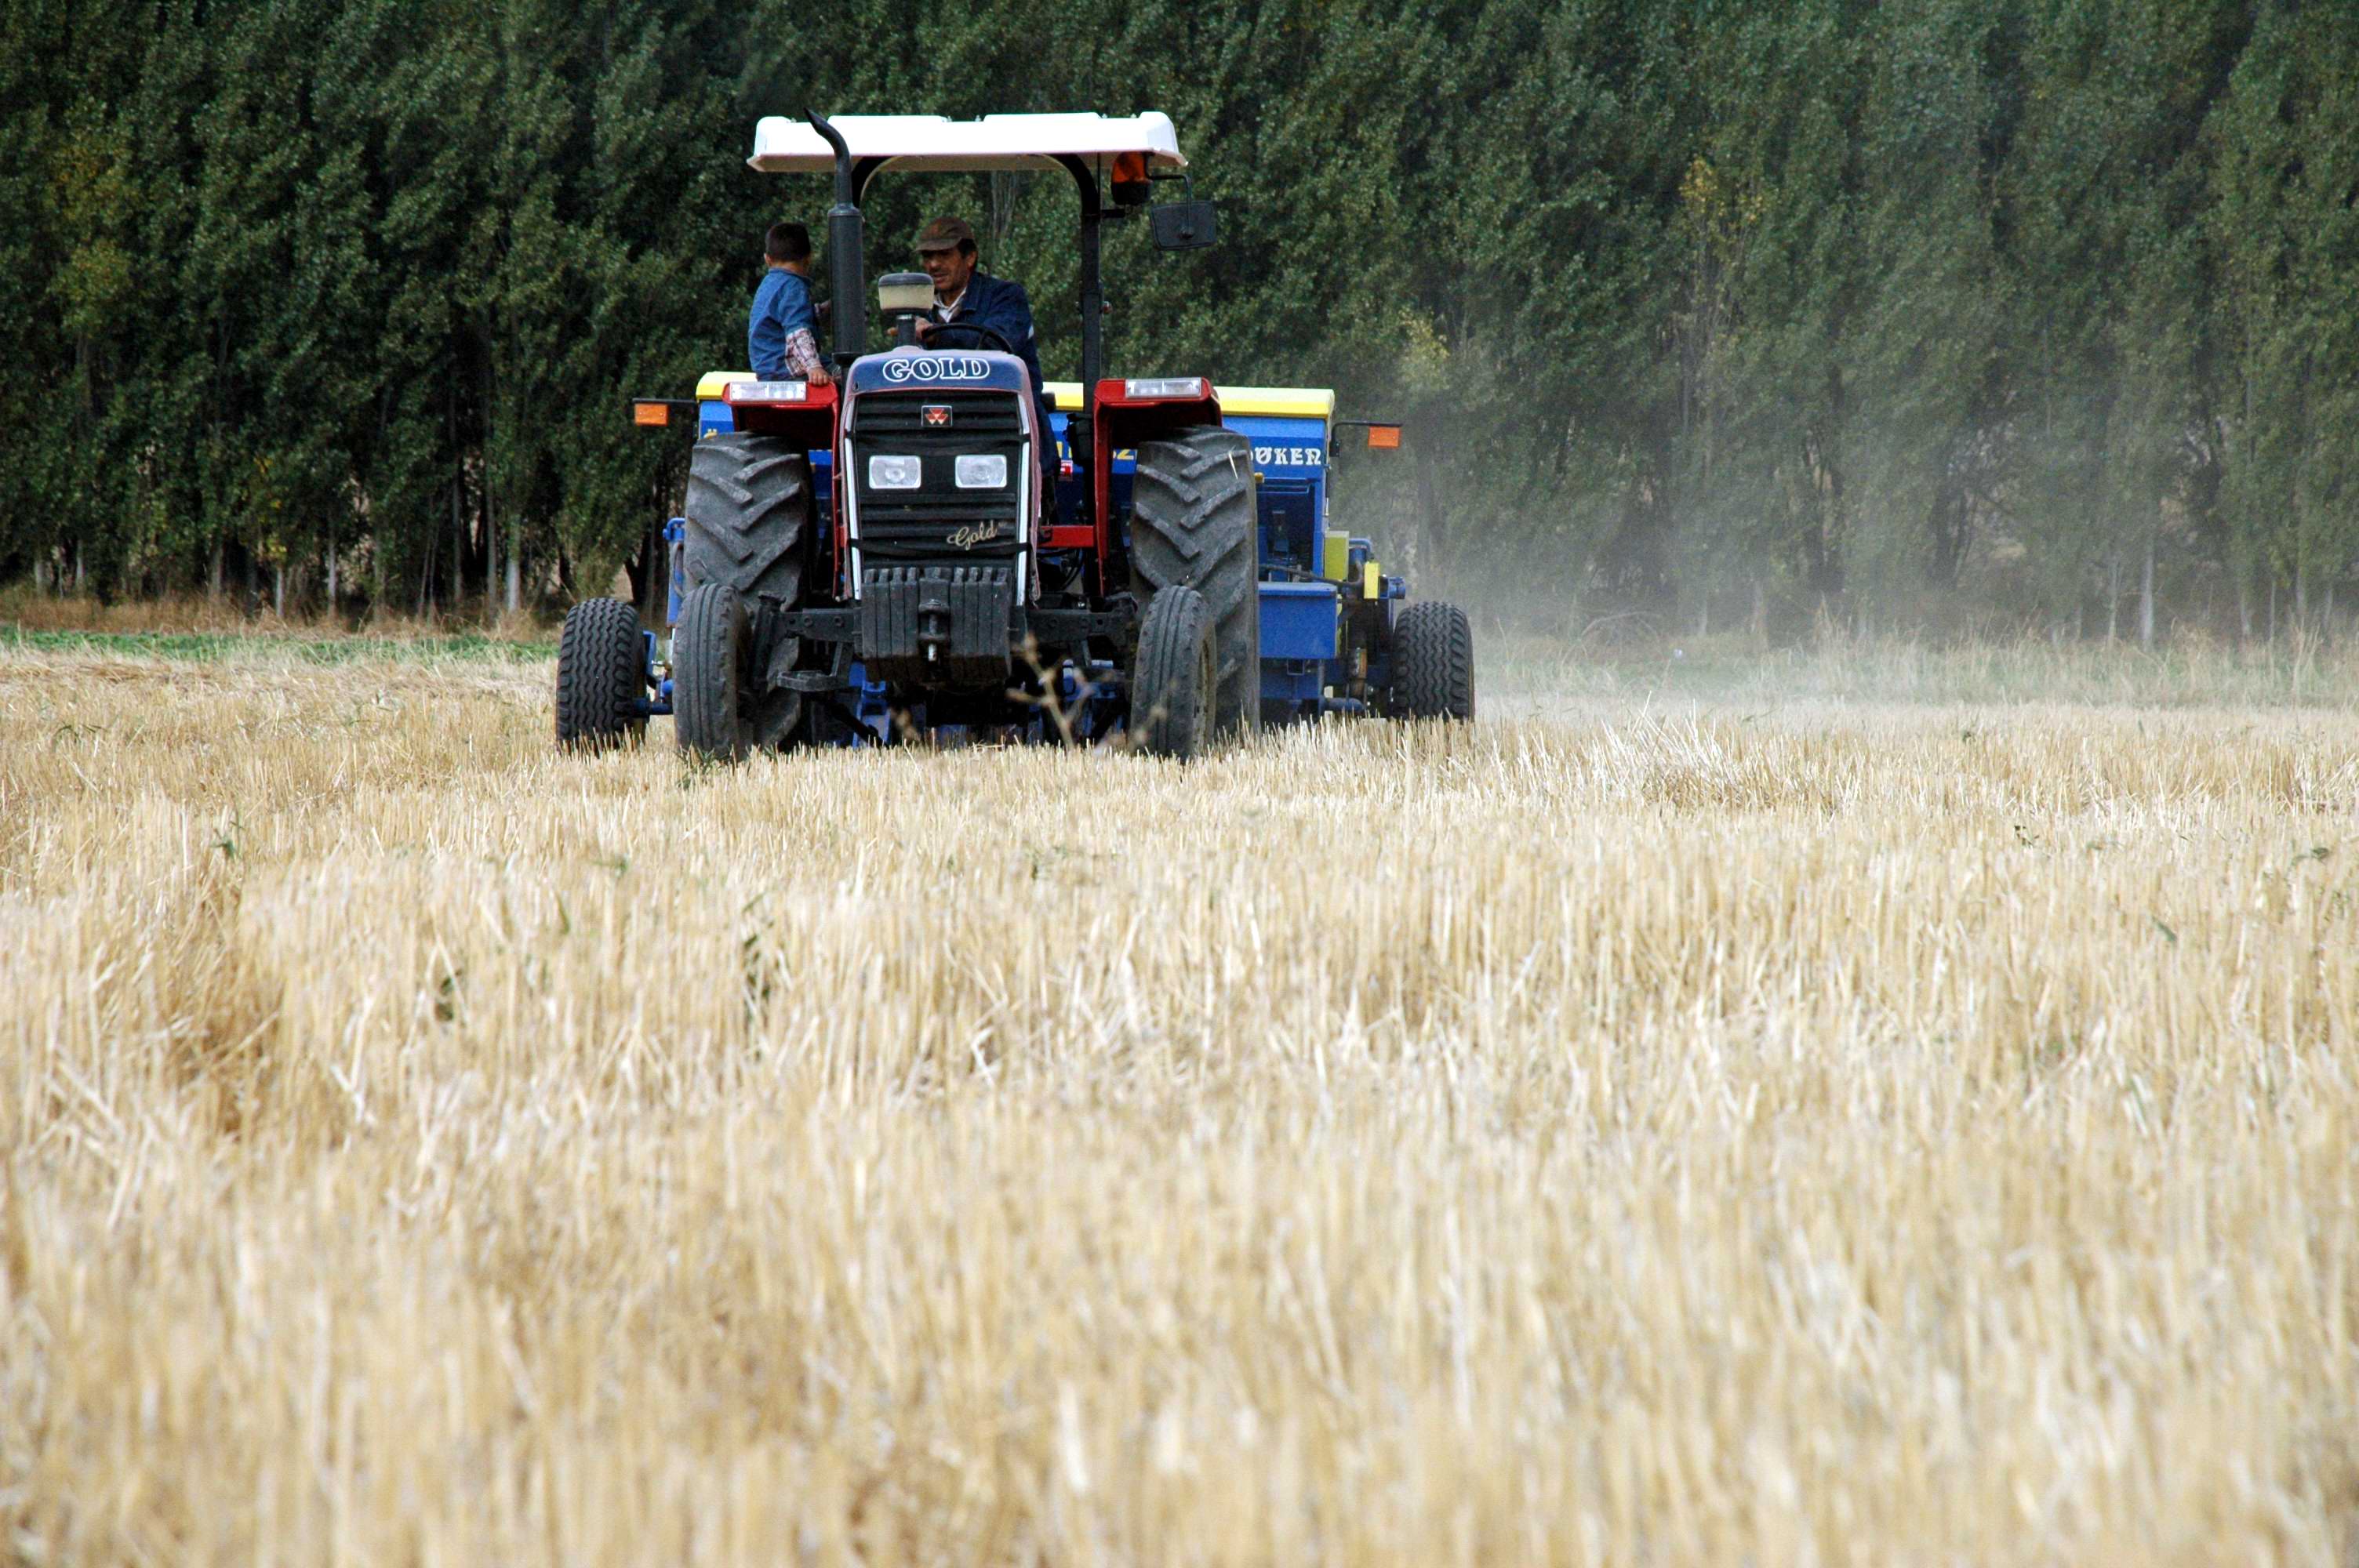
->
[557,111,1472,759]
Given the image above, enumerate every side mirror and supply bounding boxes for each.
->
[1150,199,1219,252]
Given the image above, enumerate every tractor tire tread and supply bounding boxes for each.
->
[684,434,809,603]
[1132,585,1214,759]
[1131,426,1259,735]
[674,582,750,762]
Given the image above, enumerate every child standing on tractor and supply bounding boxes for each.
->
[747,221,831,384]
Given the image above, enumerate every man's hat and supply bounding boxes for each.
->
[914,216,976,253]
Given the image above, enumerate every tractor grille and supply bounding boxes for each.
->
[848,390,1027,563]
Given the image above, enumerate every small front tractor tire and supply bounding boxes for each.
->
[1130,585,1216,760]
[674,583,758,763]
[1130,426,1259,737]
[555,597,647,751]
[1390,601,1475,720]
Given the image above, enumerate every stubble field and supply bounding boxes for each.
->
[2,628,2356,1564]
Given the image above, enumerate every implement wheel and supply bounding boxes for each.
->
[555,597,646,751]
[1129,585,1215,760]
[1130,426,1259,738]
[1390,600,1475,720]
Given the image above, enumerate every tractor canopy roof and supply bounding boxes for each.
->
[748,113,1186,178]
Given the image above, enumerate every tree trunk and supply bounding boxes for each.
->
[325,533,339,606]
[273,562,285,619]
[451,484,468,616]
[625,526,652,615]
[1412,413,1440,587]
[209,536,224,601]
[505,543,521,616]
[2106,556,2121,642]
[2237,569,2252,642]
[421,481,445,617]
[2138,533,2155,650]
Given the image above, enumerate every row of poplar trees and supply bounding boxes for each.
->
[5,0,2357,640]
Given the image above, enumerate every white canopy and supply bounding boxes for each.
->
[748,112,1186,176]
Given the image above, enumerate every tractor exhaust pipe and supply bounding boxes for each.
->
[807,110,865,369]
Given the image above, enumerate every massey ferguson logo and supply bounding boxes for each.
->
[881,354,990,384]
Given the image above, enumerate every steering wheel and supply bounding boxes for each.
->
[922,320,1019,357]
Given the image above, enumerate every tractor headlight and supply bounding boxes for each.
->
[954,454,1008,490]
[867,454,922,490]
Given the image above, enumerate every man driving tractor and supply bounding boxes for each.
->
[914,216,1056,483]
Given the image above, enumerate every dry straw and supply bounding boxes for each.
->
[2,639,2355,1563]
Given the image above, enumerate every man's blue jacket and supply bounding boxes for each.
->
[939,272,1056,474]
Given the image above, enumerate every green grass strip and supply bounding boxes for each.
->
[0,626,558,664]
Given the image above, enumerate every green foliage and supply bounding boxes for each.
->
[0,625,555,662]
[0,0,2353,637]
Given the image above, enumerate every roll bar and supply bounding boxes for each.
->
[805,116,1108,420]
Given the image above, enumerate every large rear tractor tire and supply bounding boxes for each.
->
[1129,585,1216,760]
[1130,426,1259,738]
[555,597,647,752]
[1389,601,1475,720]
[674,583,760,763]
[678,432,813,760]
[682,434,810,603]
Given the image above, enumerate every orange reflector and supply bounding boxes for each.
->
[1366,423,1402,450]
[633,401,671,427]
[1110,151,1151,206]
